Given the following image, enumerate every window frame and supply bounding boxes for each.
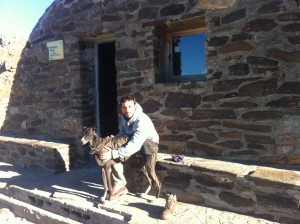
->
[164,27,207,83]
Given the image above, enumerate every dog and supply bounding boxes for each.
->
[81,126,161,201]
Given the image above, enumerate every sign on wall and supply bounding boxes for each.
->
[47,40,64,61]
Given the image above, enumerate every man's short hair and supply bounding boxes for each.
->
[120,94,136,105]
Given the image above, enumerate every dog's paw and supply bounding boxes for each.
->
[140,193,147,198]
[99,191,108,203]
[100,196,106,202]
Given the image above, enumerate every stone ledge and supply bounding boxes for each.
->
[0,185,129,224]
[157,153,300,189]
[0,136,75,173]
[126,153,300,223]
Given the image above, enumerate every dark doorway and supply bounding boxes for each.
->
[97,42,119,136]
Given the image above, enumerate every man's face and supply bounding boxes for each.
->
[121,100,136,119]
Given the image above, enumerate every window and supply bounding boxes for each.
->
[155,17,207,83]
[171,32,206,78]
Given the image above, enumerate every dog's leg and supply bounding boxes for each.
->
[101,166,108,202]
[103,162,113,201]
[146,154,161,198]
[140,163,152,196]
[104,159,117,201]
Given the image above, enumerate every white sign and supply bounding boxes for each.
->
[47,40,64,61]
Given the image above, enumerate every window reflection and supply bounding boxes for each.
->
[172,33,206,76]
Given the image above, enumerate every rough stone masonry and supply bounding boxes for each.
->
[0,0,300,170]
[1,1,300,223]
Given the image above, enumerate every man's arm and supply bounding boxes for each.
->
[99,125,145,161]
[112,122,146,160]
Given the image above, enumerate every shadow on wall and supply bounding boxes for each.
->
[0,32,97,168]
[0,35,27,130]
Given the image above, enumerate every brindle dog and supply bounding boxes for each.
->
[81,126,161,201]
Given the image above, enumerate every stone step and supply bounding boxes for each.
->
[0,162,280,224]
[0,193,82,224]
[0,136,75,173]
[0,185,129,224]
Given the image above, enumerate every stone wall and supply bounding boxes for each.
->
[1,0,300,168]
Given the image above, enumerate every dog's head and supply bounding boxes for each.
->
[81,126,110,155]
[81,126,97,145]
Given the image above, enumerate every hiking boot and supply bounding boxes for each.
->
[161,194,177,220]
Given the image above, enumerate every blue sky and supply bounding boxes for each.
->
[0,0,54,38]
[180,33,207,75]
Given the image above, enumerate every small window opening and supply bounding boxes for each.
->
[154,17,207,83]
[171,32,206,77]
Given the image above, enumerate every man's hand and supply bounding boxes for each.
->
[99,147,112,161]
[104,135,114,140]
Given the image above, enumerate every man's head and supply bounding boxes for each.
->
[120,95,136,119]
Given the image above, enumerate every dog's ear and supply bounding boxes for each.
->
[92,125,97,131]
[82,126,87,131]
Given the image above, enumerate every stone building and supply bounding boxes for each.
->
[1,0,300,169]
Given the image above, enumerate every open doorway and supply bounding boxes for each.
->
[97,41,119,137]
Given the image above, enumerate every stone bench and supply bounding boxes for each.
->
[0,136,75,173]
[125,153,300,223]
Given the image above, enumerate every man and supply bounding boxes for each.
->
[99,94,159,198]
